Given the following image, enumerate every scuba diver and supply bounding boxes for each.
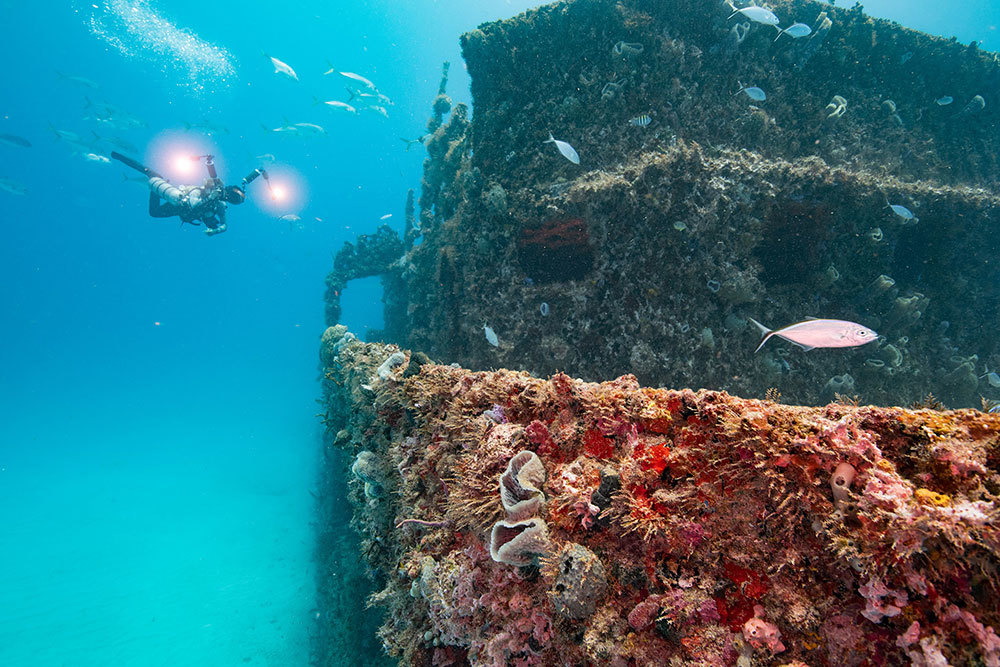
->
[111,151,269,236]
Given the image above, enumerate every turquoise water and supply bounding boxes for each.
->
[0,1,995,665]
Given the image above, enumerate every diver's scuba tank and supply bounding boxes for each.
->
[148,177,186,206]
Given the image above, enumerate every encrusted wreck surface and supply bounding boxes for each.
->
[326,0,1000,408]
[318,330,1000,666]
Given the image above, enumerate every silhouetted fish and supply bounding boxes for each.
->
[0,133,31,148]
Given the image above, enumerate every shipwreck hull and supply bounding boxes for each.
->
[316,1,1000,663]
[316,330,1000,666]
[329,0,1000,408]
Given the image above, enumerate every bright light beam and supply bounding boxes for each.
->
[172,154,198,175]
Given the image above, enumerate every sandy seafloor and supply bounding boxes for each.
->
[0,397,316,666]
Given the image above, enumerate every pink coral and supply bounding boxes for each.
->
[821,416,882,458]
[862,467,914,512]
[906,636,951,667]
[627,595,663,631]
[572,491,600,530]
[858,577,907,623]
[742,604,785,654]
[896,621,921,649]
[941,604,1000,666]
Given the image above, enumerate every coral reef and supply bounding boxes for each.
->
[318,331,1000,666]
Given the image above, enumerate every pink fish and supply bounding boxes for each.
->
[749,318,877,353]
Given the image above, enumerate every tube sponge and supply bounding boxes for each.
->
[500,450,546,521]
[831,462,856,504]
[489,518,550,566]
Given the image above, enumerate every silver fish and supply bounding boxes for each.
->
[318,99,357,114]
[348,89,393,107]
[56,70,99,89]
[886,200,917,222]
[50,126,82,143]
[774,22,811,41]
[293,122,326,134]
[184,119,230,135]
[93,132,138,154]
[325,65,377,91]
[0,177,27,195]
[364,106,389,119]
[484,323,499,347]
[83,98,147,129]
[265,54,298,81]
[729,6,779,26]
[750,318,877,353]
[544,132,580,164]
[737,81,766,101]
[400,136,427,151]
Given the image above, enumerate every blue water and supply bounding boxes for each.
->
[0,1,995,665]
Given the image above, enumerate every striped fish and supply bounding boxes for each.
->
[628,114,652,127]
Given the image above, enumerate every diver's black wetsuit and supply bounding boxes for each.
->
[148,183,227,234]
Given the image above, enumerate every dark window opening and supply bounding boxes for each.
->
[517,217,594,283]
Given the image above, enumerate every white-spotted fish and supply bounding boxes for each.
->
[628,114,652,127]
[544,132,580,164]
[749,318,877,353]
[484,323,499,347]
